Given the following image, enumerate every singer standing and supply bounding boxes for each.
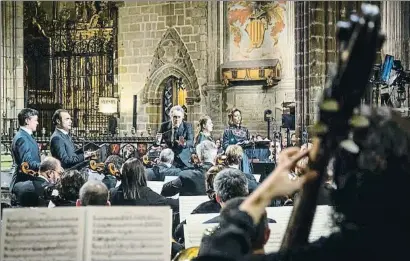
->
[158,105,194,169]
[50,109,94,169]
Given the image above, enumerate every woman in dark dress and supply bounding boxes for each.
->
[110,158,179,212]
[195,115,214,146]
[222,108,251,173]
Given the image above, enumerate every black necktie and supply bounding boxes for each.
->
[173,127,178,141]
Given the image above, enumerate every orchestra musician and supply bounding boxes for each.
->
[50,109,96,169]
[222,108,252,173]
[158,105,194,169]
[10,108,41,192]
[195,115,214,146]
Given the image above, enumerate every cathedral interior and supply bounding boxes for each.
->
[1,1,410,157]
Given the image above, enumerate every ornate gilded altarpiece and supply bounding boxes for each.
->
[24,1,119,135]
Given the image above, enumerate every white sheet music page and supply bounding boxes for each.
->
[179,196,209,222]
[184,223,219,249]
[164,176,178,183]
[85,206,172,261]
[309,205,335,242]
[266,206,293,225]
[264,223,287,253]
[0,207,85,261]
[253,174,261,182]
[147,181,164,195]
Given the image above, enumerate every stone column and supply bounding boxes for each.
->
[381,2,410,68]
[1,2,24,136]
[203,1,224,134]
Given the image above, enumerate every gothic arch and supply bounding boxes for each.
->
[142,28,200,105]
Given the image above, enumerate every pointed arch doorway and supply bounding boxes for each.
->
[162,76,188,123]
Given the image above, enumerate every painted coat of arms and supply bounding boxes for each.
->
[228,1,286,61]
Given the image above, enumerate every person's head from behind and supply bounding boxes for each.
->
[104,155,124,175]
[196,140,218,164]
[18,108,39,132]
[159,148,174,165]
[213,168,248,206]
[221,197,270,253]
[205,165,226,201]
[56,170,86,202]
[121,158,146,200]
[225,145,243,166]
[170,105,185,128]
[39,157,63,183]
[76,180,110,206]
[52,109,72,132]
[332,106,410,230]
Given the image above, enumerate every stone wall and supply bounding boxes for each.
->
[0,2,24,135]
[117,1,208,134]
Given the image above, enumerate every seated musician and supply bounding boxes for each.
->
[76,180,110,206]
[101,155,124,190]
[222,108,252,173]
[195,106,410,261]
[110,158,178,212]
[159,105,194,169]
[225,145,258,193]
[195,115,214,146]
[161,140,217,197]
[51,170,86,207]
[13,157,63,207]
[146,148,181,181]
[50,109,95,169]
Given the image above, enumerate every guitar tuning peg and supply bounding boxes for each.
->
[340,139,360,154]
[349,115,370,128]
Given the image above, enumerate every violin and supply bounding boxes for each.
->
[89,160,105,173]
[21,162,38,176]
[172,246,199,261]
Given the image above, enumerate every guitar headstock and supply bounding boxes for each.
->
[310,4,385,166]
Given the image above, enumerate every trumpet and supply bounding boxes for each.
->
[172,247,199,261]
[21,162,38,176]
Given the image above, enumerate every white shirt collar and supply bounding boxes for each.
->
[163,162,172,168]
[230,164,240,169]
[57,128,69,135]
[20,126,33,135]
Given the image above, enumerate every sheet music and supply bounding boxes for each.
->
[164,176,178,183]
[184,223,219,249]
[253,174,261,182]
[179,196,209,222]
[309,205,335,242]
[266,206,293,224]
[85,206,172,261]
[1,207,85,261]
[264,223,287,253]
[147,181,164,195]
[186,213,219,224]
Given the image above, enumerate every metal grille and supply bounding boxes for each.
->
[23,2,118,136]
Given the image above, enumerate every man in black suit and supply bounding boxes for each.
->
[10,108,41,192]
[146,148,181,181]
[50,109,94,169]
[13,156,63,207]
[158,105,194,168]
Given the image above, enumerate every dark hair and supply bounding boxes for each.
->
[213,168,248,202]
[205,165,226,200]
[195,115,212,143]
[228,108,242,126]
[55,170,86,201]
[18,108,38,126]
[121,158,147,200]
[221,197,268,250]
[104,155,124,174]
[332,106,410,231]
[79,180,109,206]
[52,109,69,126]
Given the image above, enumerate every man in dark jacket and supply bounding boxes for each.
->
[158,105,194,168]
[10,108,41,192]
[50,109,95,169]
[146,148,181,181]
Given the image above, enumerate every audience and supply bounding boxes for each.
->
[76,180,110,206]
[146,148,181,181]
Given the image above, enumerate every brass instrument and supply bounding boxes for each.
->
[172,247,199,261]
[21,162,38,176]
